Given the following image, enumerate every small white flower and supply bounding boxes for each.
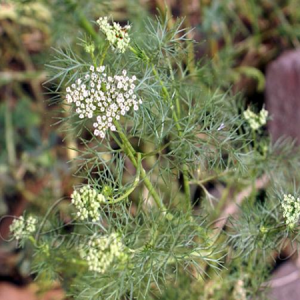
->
[79,233,128,274]
[96,17,131,53]
[65,65,142,138]
[10,216,37,241]
[281,194,300,227]
[71,186,106,221]
[243,107,268,131]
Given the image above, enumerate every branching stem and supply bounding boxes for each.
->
[107,153,141,204]
[113,121,167,212]
[129,45,191,208]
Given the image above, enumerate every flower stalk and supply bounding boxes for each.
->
[113,120,167,212]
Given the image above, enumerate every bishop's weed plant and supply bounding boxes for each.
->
[8,13,300,300]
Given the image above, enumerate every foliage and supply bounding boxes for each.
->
[2,1,300,300]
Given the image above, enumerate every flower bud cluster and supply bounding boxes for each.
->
[84,42,95,54]
[65,66,142,138]
[281,194,300,227]
[80,233,128,274]
[10,216,37,240]
[71,186,106,222]
[97,16,131,53]
[243,107,268,130]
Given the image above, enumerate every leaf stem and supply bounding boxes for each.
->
[99,43,110,65]
[113,121,167,212]
[107,153,141,204]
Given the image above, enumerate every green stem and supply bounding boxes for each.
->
[72,2,101,44]
[28,235,37,247]
[107,153,141,204]
[113,121,167,212]
[99,43,110,65]
[167,59,181,118]
[71,258,88,266]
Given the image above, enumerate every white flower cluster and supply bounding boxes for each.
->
[97,16,131,53]
[281,194,300,227]
[10,216,37,240]
[71,186,106,222]
[80,233,128,273]
[66,66,142,138]
[243,107,268,130]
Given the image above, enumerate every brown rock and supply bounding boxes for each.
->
[265,49,300,143]
[0,283,65,300]
[268,261,300,300]
[0,283,36,300]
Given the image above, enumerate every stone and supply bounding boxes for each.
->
[265,49,300,144]
[268,261,300,300]
[0,283,36,300]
